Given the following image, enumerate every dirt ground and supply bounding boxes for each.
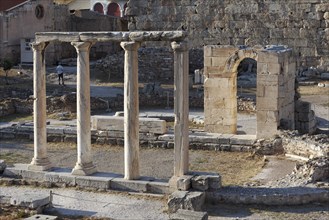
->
[1,140,265,186]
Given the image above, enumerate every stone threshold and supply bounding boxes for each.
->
[3,164,171,195]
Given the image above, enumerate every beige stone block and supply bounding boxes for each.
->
[91,116,166,134]
[204,57,212,67]
[257,97,279,111]
[264,85,279,97]
[256,123,278,139]
[257,110,279,124]
[212,57,228,67]
[204,46,213,57]
[258,51,283,63]
[212,47,237,57]
[268,63,282,74]
[257,85,265,97]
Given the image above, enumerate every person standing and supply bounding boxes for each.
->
[56,62,64,85]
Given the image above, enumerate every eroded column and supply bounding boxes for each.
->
[120,41,140,180]
[29,42,52,171]
[172,41,189,177]
[71,41,97,175]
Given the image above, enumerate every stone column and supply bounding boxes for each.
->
[172,41,189,177]
[28,42,52,171]
[120,41,140,180]
[71,42,97,175]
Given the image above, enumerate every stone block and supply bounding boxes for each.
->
[171,209,208,220]
[158,134,174,142]
[191,175,209,191]
[167,190,188,213]
[76,176,110,190]
[63,128,77,134]
[58,174,76,187]
[184,192,205,211]
[10,193,50,209]
[218,134,234,144]
[230,135,256,145]
[91,116,167,134]
[147,181,170,194]
[47,127,64,134]
[44,173,60,183]
[63,135,77,143]
[110,178,149,192]
[170,175,192,191]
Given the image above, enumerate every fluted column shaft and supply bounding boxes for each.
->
[172,41,189,176]
[71,41,97,176]
[121,41,140,180]
[29,42,51,171]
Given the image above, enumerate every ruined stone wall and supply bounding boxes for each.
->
[126,0,329,72]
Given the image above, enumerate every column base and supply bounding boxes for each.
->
[71,162,97,176]
[28,157,52,171]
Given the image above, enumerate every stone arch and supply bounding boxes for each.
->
[204,45,296,139]
[93,2,104,14]
[224,49,258,74]
[107,2,120,17]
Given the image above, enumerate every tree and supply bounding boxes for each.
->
[2,59,13,85]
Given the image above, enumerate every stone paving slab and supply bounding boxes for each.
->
[3,164,170,194]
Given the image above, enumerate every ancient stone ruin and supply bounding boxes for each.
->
[204,45,296,138]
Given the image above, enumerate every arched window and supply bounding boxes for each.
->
[93,3,104,14]
[107,3,120,17]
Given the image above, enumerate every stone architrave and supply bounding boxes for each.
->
[28,42,52,171]
[172,41,189,177]
[71,41,97,176]
[120,41,141,180]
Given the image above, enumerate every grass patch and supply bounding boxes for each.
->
[0,152,30,165]
[190,151,265,186]
[298,84,329,96]
[0,114,33,123]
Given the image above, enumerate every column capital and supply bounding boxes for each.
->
[71,41,93,52]
[120,41,140,51]
[30,42,47,51]
[171,41,189,52]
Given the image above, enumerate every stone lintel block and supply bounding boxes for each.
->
[171,209,208,220]
[75,176,110,190]
[47,127,64,134]
[230,135,257,145]
[110,178,149,192]
[147,181,171,194]
[36,31,187,44]
[35,32,80,43]
[91,116,166,134]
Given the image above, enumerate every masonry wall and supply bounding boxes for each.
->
[126,0,329,72]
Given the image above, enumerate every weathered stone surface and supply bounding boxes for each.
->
[110,178,149,192]
[91,115,167,134]
[168,191,205,213]
[36,31,187,43]
[10,193,50,209]
[171,209,208,220]
[25,214,58,220]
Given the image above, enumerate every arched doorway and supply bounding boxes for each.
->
[107,3,120,17]
[93,3,104,14]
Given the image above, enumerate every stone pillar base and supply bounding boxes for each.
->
[28,158,52,171]
[71,162,97,176]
